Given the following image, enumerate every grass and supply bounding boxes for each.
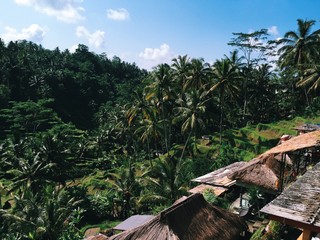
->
[201,115,320,162]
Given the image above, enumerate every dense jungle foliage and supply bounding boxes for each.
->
[1,19,320,239]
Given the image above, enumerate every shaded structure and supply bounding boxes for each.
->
[228,153,292,194]
[188,184,228,196]
[261,162,320,240]
[108,193,247,240]
[113,215,154,231]
[294,123,320,135]
[229,130,320,193]
[262,130,320,157]
[192,161,246,187]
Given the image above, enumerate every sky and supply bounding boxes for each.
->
[0,0,320,70]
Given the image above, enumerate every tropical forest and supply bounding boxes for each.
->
[1,19,320,239]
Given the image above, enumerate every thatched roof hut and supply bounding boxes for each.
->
[108,193,247,240]
[228,153,292,193]
[262,130,320,156]
[228,131,320,192]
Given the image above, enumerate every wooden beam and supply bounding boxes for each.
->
[297,229,312,240]
[266,214,320,233]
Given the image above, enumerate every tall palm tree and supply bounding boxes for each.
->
[297,64,320,93]
[278,19,320,69]
[140,154,189,205]
[0,185,81,240]
[144,64,175,154]
[174,88,209,159]
[172,55,191,87]
[184,58,211,91]
[210,59,241,143]
[278,19,320,107]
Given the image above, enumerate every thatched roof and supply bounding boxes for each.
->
[108,193,247,240]
[188,184,228,196]
[228,153,291,193]
[192,161,246,187]
[261,162,320,233]
[85,234,109,240]
[262,130,320,156]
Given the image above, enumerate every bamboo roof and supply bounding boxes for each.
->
[260,162,320,233]
[262,130,320,156]
[192,161,246,187]
[108,193,247,240]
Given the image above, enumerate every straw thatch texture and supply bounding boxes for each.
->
[228,153,290,192]
[262,130,320,156]
[109,193,247,240]
[85,234,109,240]
[261,162,320,232]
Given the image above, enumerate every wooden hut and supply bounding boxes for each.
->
[108,193,247,240]
[261,162,320,240]
[228,153,292,194]
[229,130,320,193]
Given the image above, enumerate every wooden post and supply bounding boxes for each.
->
[297,229,312,240]
[279,153,286,192]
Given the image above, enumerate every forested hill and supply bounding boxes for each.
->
[1,19,320,239]
[0,40,147,130]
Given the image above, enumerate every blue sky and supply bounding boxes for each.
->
[0,0,320,70]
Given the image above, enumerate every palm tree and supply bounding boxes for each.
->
[106,157,145,218]
[248,64,275,122]
[172,55,191,88]
[174,88,209,159]
[278,19,320,107]
[140,154,189,205]
[297,64,320,93]
[183,58,211,91]
[210,59,241,143]
[144,64,175,154]
[278,19,320,69]
[0,185,81,240]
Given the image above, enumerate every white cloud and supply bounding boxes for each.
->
[2,24,46,43]
[107,8,129,21]
[76,26,105,48]
[139,43,172,60]
[268,26,279,38]
[69,44,78,53]
[14,0,85,23]
[138,43,174,70]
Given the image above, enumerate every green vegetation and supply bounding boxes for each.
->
[1,19,320,239]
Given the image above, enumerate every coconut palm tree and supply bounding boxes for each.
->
[0,185,81,240]
[174,88,209,159]
[278,19,320,69]
[183,58,211,91]
[277,19,320,107]
[210,59,241,143]
[297,64,320,93]
[144,64,175,153]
